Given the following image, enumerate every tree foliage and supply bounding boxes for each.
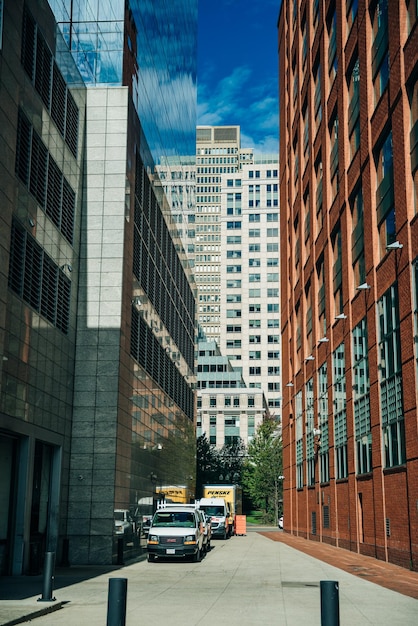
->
[242,418,283,524]
[196,435,246,497]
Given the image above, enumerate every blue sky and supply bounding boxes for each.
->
[197,0,282,154]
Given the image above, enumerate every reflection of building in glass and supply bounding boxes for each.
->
[0,0,197,573]
[279,1,418,571]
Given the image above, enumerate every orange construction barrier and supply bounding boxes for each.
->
[235,514,246,535]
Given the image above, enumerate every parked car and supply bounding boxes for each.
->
[147,506,204,562]
[197,509,212,554]
[114,509,135,542]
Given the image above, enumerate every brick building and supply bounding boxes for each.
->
[279,0,418,569]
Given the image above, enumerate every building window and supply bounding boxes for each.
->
[233,397,240,407]
[378,284,406,468]
[249,258,261,267]
[210,396,217,407]
[317,257,326,336]
[332,226,343,316]
[350,186,366,287]
[371,0,389,103]
[329,112,339,201]
[226,265,241,273]
[227,250,242,259]
[249,229,260,237]
[249,243,261,252]
[249,320,261,328]
[408,77,418,214]
[347,0,358,34]
[413,261,418,384]
[249,351,261,360]
[313,59,322,135]
[318,363,329,483]
[353,319,372,474]
[267,228,279,237]
[249,213,260,222]
[8,220,71,334]
[327,6,338,82]
[375,130,395,252]
[226,309,241,318]
[305,378,315,487]
[333,343,348,479]
[295,391,303,488]
[407,0,418,33]
[16,110,75,244]
[249,289,261,298]
[348,56,360,159]
[249,303,261,312]
[248,365,259,376]
[248,396,255,407]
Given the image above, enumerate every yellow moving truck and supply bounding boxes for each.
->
[156,485,191,504]
[202,485,242,535]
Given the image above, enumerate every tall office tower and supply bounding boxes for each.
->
[219,157,281,417]
[0,0,197,573]
[279,1,418,570]
[195,126,253,344]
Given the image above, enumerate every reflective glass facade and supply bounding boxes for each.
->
[48,0,197,164]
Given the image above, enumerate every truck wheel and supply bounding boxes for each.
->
[147,553,155,562]
[193,548,201,562]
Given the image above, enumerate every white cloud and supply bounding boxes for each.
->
[198,65,279,154]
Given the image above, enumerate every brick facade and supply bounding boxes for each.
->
[279,0,418,570]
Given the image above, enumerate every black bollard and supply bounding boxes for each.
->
[320,580,340,626]
[38,551,56,602]
[107,578,128,626]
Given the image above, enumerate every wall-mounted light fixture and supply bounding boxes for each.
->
[313,428,321,437]
[356,282,371,291]
[305,355,315,362]
[335,313,347,320]
[286,382,294,387]
[132,296,142,307]
[29,217,35,227]
[318,337,329,344]
[61,264,72,273]
[386,241,403,251]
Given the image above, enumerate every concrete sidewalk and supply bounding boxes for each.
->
[0,529,417,625]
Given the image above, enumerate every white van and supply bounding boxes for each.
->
[198,497,231,539]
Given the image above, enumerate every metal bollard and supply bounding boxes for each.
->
[320,580,340,626]
[107,577,128,626]
[38,551,56,602]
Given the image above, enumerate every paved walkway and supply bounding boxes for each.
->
[0,528,416,625]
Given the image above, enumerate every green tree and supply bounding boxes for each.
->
[217,438,246,485]
[242,418,283,524]
[196,434,219,496]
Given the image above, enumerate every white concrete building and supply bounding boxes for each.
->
[195,126,253,344]
[219,157,281,416]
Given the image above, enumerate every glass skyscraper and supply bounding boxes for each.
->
[0,0,198,573]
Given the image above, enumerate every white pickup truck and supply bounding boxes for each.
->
[147,506,204,562]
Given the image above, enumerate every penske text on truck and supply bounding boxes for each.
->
[202,485,242,535]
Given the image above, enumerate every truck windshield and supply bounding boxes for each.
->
[152,511,196,527]
[200,506,224,516]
